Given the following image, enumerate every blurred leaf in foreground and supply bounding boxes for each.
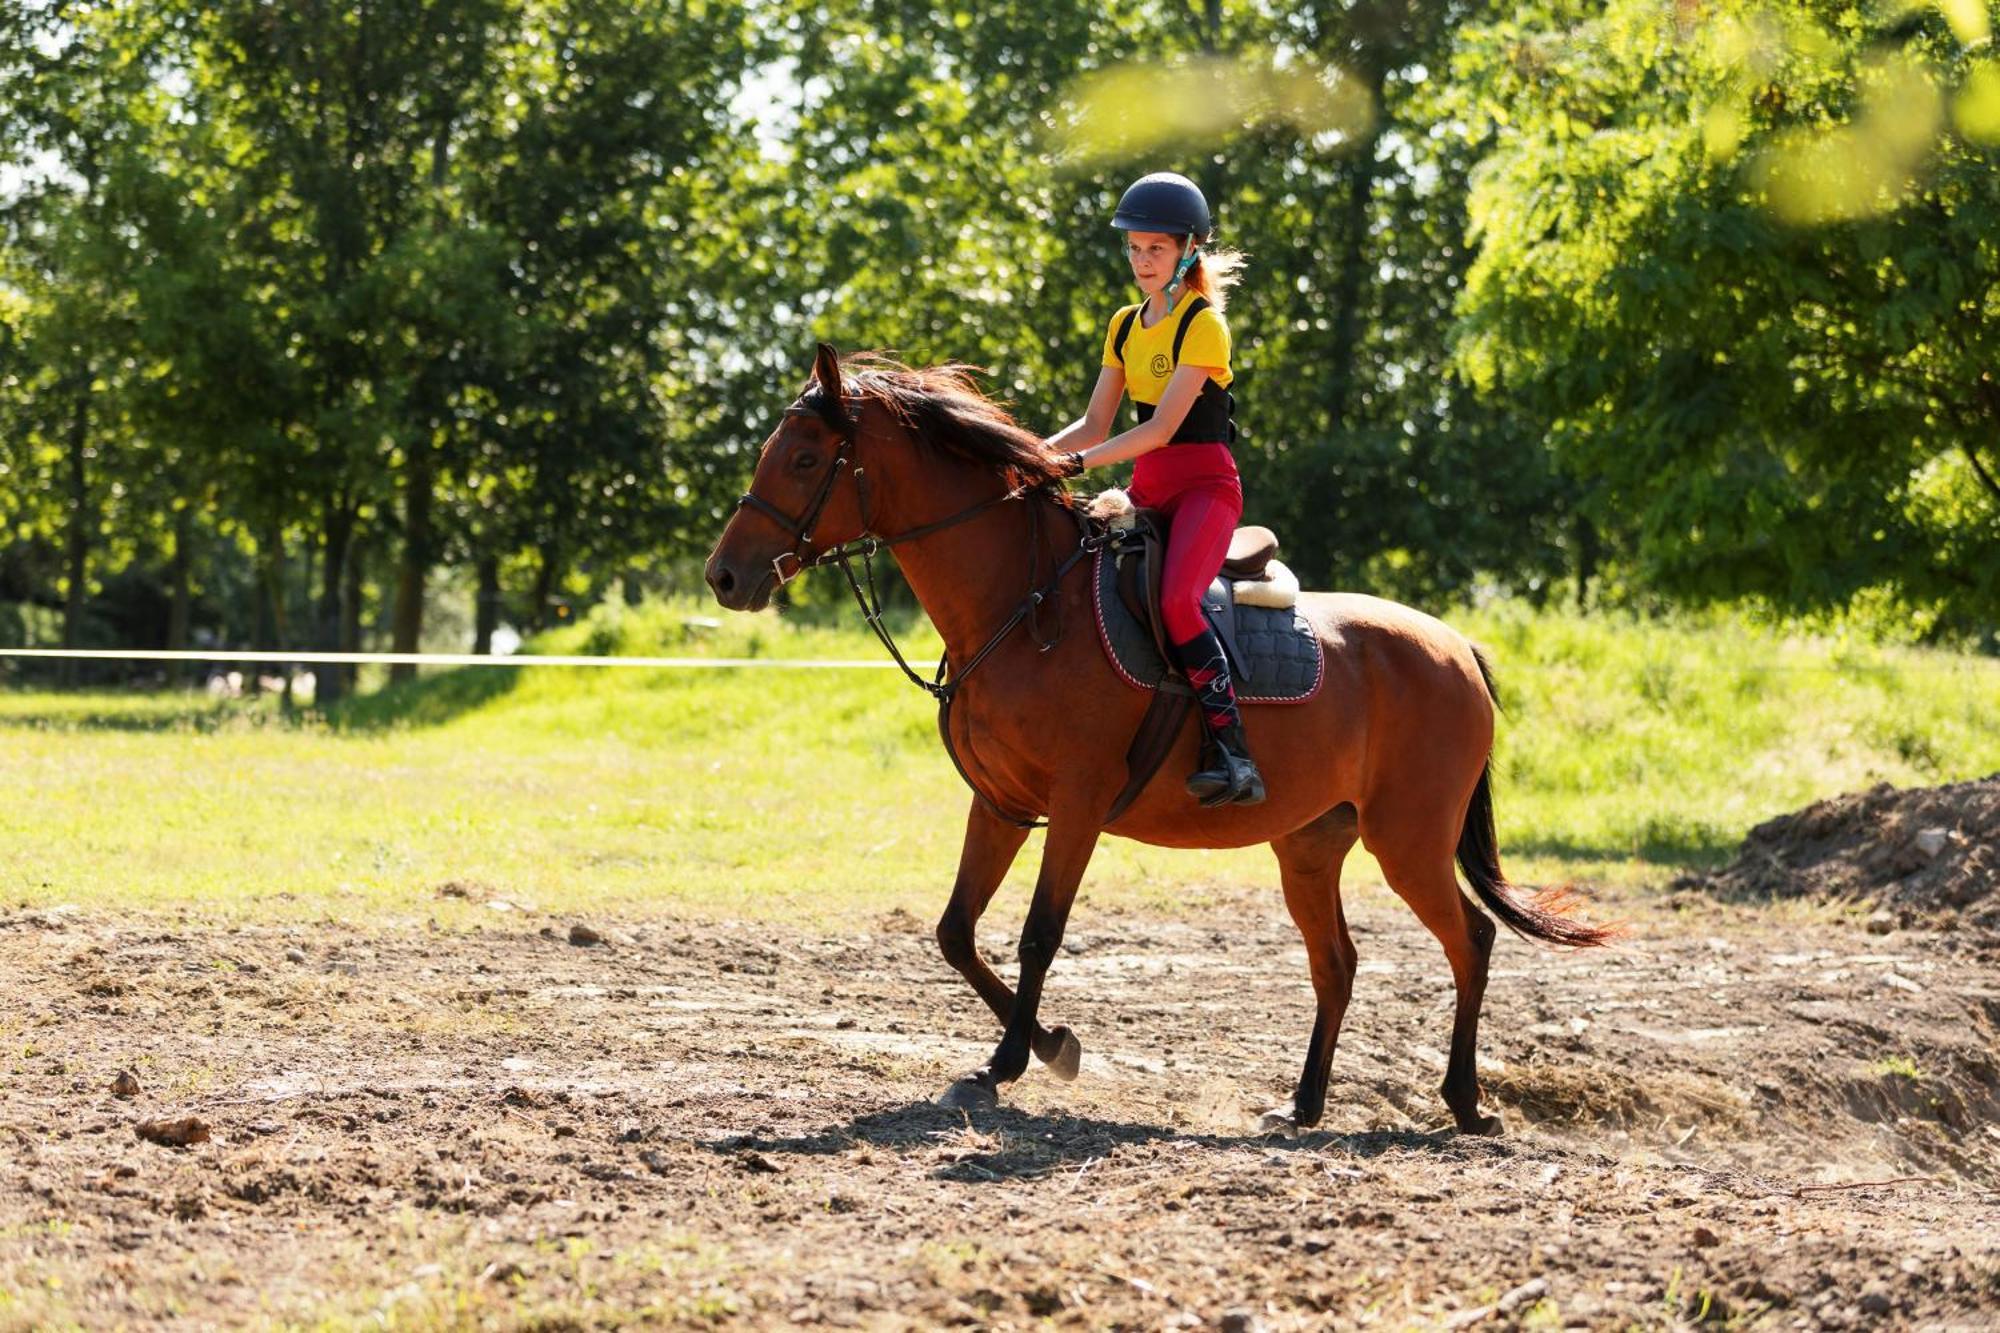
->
[1752,55,1942,225]
[1953,59,2000,141]
[1053,49,1373,165]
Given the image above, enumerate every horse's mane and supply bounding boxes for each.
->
[800,352,1074,502]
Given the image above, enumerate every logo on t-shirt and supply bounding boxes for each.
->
[1150,353,1170,378]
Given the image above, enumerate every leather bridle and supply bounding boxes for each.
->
[733,398,1025,591]
[730,391,1105,828]
[731,402,865,589]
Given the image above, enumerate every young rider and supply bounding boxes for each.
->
[1045,172,1262,807]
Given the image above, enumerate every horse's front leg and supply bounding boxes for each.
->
[934,801,1082,1084]
[943,809,1100,1108]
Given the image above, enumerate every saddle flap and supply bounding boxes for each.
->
[1112,511,1176,671]
[1221,526,1279,580]
[1112,513,1253,686]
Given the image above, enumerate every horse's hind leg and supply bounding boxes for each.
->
[934,801,1081,1082]
[1260,803,1361,1137]
[1369,816,1501,1135]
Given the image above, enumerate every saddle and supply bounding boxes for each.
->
[1085,491,1323,826]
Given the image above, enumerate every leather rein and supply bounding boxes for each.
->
[732,397,1105,828]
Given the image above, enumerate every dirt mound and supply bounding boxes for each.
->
[1682,773,2000,933]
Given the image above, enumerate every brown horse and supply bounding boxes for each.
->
[705,344,1611,1135]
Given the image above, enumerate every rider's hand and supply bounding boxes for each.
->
[1056,450,1088,478]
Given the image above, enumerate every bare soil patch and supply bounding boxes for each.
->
[1,890,1996,1329]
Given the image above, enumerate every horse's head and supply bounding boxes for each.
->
[705,342,1069,612]
[705,343,877,611]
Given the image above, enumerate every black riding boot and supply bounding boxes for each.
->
[1188,722,1266,807]
[1171,627,1266,807]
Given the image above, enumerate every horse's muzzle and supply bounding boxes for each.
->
[704,551,775,612]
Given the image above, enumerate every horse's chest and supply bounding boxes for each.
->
[948,690,1049,794]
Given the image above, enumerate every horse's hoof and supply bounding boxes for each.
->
[938,1078,999,1112]
[1458,1111,1504,1137]
[1257,1105,1302,1139]
[1038,1026,1082,1082]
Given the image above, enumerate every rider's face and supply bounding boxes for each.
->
[1124,231,1183,297]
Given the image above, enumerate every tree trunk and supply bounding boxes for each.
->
[473,552,501,654]
[389,447,433,684]
[167,507,193,686]
[60,388,90,688]
[317,501,356,705]
[1574,513,1600,610]
[342,533,365,696]
[1323,63,1390,437]
[257,522,289,699]
[529,542,562,632]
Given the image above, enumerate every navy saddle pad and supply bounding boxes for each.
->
[1091,547,1324,704]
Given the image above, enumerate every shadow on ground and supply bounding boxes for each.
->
[701,1101,1497,1182]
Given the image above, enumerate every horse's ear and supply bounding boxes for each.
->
[812,342,843,400]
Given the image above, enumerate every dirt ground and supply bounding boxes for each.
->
[2,881,1997,1331]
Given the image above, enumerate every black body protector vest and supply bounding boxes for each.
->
[1113,295,1238,446]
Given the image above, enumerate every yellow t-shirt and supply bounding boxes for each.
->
[1100,300,1233,405]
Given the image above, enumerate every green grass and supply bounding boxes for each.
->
[2,596,1996,924]
[1458,601,2000,883]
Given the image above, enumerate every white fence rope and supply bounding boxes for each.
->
[0,648,903,669]
[1,647,1992,674]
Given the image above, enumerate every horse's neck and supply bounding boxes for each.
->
[890,488,1068,671]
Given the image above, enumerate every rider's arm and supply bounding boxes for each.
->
[1072,362,1216,469]
[1044,366,1126,454]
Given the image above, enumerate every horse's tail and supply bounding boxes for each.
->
[1457,648,1616,948]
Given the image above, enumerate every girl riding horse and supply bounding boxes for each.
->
[1044,172,1262,808]
[706,339,1614,1133]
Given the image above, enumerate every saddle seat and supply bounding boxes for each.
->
[1086,487,1299,617]
[1222,525,1279,581]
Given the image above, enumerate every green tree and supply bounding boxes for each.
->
[449,0,767,633]
[0,2,188,676]
[773,1,1578,604]
[1455,0,2000,633]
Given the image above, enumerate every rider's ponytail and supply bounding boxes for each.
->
[1183,246,1247,313]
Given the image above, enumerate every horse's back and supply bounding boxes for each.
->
[1097,587,1496,847]
[1297,590,1484,675]
[1295,588,1496,755]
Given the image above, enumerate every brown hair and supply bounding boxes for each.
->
[1182,244,1247,313]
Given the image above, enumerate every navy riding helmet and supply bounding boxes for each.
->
[1111,172,1213,241]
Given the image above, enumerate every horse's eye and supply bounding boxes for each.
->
[792,451,822,473]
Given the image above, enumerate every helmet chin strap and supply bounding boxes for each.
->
[1163,235,1199,313]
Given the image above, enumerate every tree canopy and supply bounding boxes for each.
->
[1455,0,2000,632]
[4,0,1996,688]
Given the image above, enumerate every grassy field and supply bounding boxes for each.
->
[3,596,1997,925]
